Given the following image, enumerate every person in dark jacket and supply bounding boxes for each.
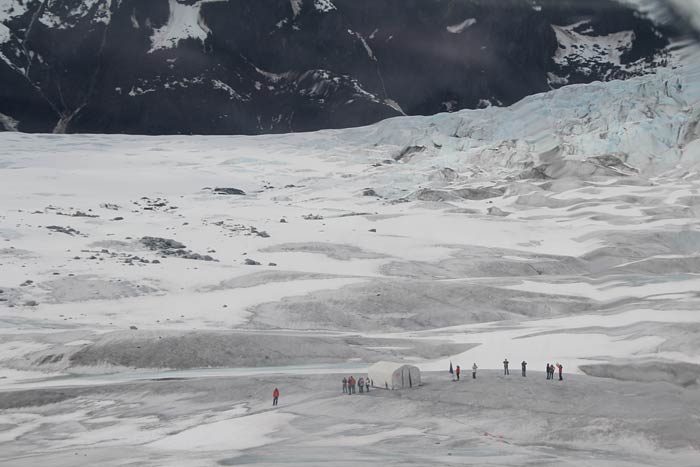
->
[521,360,527,377]
[557,363,563,381]
[358,377,365,393]
[503,359,509,375]
[546,363,551,380]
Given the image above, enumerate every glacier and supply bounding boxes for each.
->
[0,31,699,467]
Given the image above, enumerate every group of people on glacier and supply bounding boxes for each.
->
[545,362,564,380]
[272,360,565,406]
[449,362,479,380]
[342,375,371,394]
[452,359,563,380]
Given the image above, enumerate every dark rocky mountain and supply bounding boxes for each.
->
[0,0,683,135]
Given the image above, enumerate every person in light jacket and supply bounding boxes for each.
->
[472,363,478,379]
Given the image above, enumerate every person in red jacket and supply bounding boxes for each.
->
[557,363,563,381]
[455,365,461,381]
[272,388,280,406]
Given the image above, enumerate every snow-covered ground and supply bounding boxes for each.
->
[1,372,699,466]
[1,42,700,466]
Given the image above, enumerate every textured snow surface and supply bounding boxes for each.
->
[148,409,295,452]
[0,372,698,466]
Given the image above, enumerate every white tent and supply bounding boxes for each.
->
[368,362,421,390]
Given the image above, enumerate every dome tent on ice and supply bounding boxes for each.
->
[368,362,421,390]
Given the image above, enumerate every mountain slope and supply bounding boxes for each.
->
[0,0,680,134]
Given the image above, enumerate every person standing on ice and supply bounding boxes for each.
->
[342,377,348,394]
[272,388,280,406]
[449,361,454,380]
[365,378,370,392]
[455,365,461,381]
[546,363,551,380]
[358,377,365,393]
[503,359,509,375]
[557,363,563,381]
[472,363,478,379]
[521,361,527,377]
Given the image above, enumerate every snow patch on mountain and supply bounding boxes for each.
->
[546,18,670,87]
[0,0,27,21]
[553,21,635,69]
[126,75,218,98]
[446,18,477,34]
[128,86,156,97]
[150,0,224,52]
[253,64,291,83]
[0,19,21,71]
[212,79,249,101]
[0,110,17,130]
[290,0,303,17]
[38,0,113,30]
[314,0,336,13]
[0,0,25,45]
[384,98,406,115]
[349,29,375,60]
[0,21,9,43]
